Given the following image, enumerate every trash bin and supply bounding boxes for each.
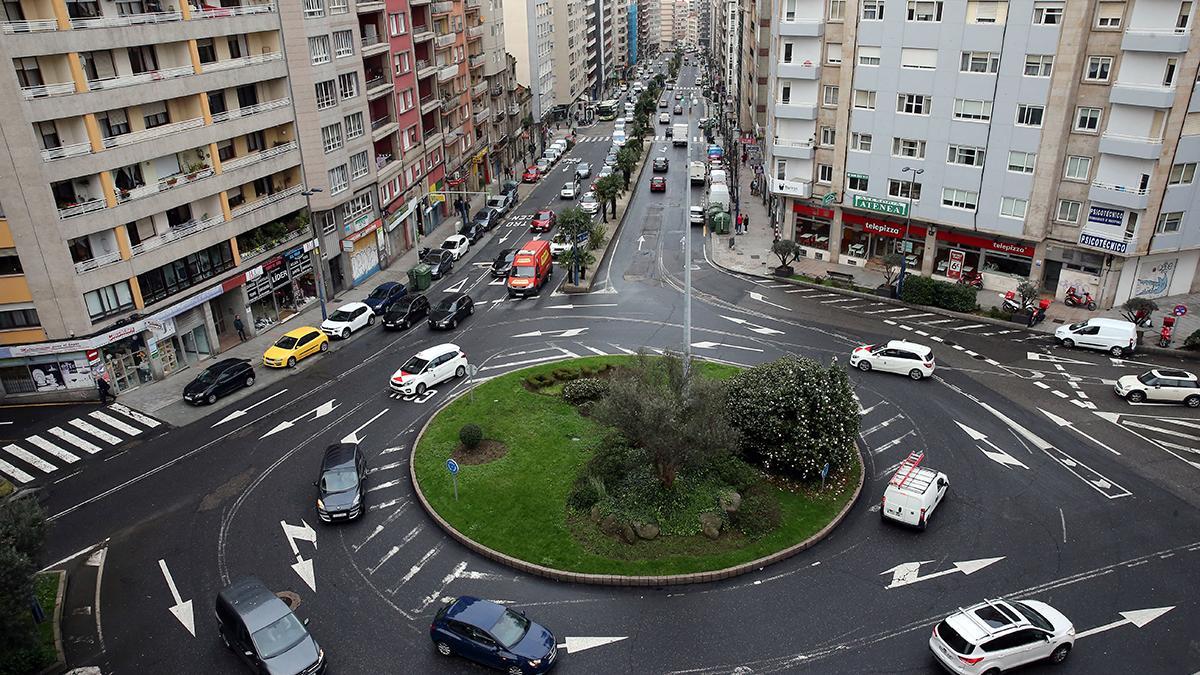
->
[710,209,731,235]
[413,264,432,291]
[407,267,421,290]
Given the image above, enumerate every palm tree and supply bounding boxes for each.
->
[616,146,638,189]
[595,175,622,222]
[557,206,592,284]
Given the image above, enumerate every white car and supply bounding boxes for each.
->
[1115,368,1200,406]
[543,147,562,163]
[624,113,635,123]
[560,182,579,199]
[389,343,469,396]
[440,234,470,260]
[550,231,589,256]
[320,301,375,339]
[689,205,705,225]
[614,119,626,131]
[612,131,627,146]
[579,191,601,214]
[659,112,671,124]
[930,599,1075,674]
[849,340,935,380]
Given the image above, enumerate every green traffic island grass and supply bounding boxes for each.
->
[2,572,62,675]
[413,355,861,577]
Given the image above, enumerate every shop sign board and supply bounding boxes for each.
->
[1087,205,1125,228]
[935,230,1036,257]
[947,250,966,280]
[1078,231,1129,254]
[852,194,908,218]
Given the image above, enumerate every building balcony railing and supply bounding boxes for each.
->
[73,250,123,275]
[473,107,490,124]
[58,198,107,220]
[493,105,506,119]
[127,214,226,258]
[467,25,483,39]
[440,96,458,112]
[423,131,443,147]
[88,64,194,91]
[70,10,181,29]
[210,97,291,124]
[221,140,297,173]
[22,82,78,100]
[102,117,206,150]
[420,95,440,113]
[409,0,430,5]
[506,80,518,92]
[365,75,392,98]
[471,80,488,96]
[116,167,215,204]
[466,0,480,8]
[438,64,459,82]
[413,27,434,42]
[772,137,814,160]
[1,19,58,34]
[435,33,455,48]
[371,115,394,131]
[469,53,485,69]
[490,85,503,97]
[230,184,303,219]
[356,0,385,12]
[202,51,282,73]
[1089,180,1151,211]
[195,3,276,19]
[1110,81,1176,108]
[507,103,519,116]
[1122,27,1191,53]
[41,141,94,162]
[432,1,453,14]
[416,58,438,77]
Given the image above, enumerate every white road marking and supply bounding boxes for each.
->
[929,336,944,342]
[607,343,636,354]
[367,460,407,475]
[26,435,79,464]
[367,478,403,493]
[883,319,897,326]
[862,414,903,436]
[821,298,858,304]
[873,430,916,455]
[69,419,121,445]
[964,350,978,357]
[865,308,908,314]
[924,319,955,325]
[895,313,934,319]
[392,543,445,592]
[985,359,1001,366]
[1034,382,1051,389]
[48,427,101,454]
[89,410,142,436]
[107,403,160,427]
[579,344,608,355]
[951,324,986,331]
[4,444,57,473]
[0,458,34,483]
[915,330,929,336]
[369,497,405,512]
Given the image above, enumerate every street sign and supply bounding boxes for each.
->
[446,458,459,475]
[820,462,830,489]
[1174,304,1188,316]
[947,250,965,280]
[820,192,837,206]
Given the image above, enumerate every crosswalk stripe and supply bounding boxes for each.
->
[69,419,121,445]
[108,403,161,428]
[48,427,102,454]
[89,410,142,436]
[0,458,34,483]
[4,444,57,473]
[26,435,79,464]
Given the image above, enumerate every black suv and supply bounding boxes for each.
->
[216,577,326,674]
[382,295,430,330]
[653,157,670,172]
[182,358,254,405]
[315,443,366,522]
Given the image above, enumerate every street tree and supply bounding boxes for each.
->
[1121,297,1158,323]
[1016,280,1041,310]
[616,146,639,189]
[0,493,49,669]
[592,351,738,488]
[879,252,904,290]
[557,206,592,283]
[727,356,860,480]
[771,239,802,269]
[595,175,622,221]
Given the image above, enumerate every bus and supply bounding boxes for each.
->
[596,99,620,121]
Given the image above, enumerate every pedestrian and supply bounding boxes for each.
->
[741,152,748,166]
[233,314,247,341]
[97,377,113,405]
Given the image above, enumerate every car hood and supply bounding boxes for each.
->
[510,622,555,660]
[262,635,320,675]
[263,345,294,360]
[183,378,214,396]
[361,297,386,310]
[1115,375,1139,389]
[429,309,455,322]
[492,260,513,273]
[1020,600,1074,634]
[320,486,360,511]
[320,319,350,331]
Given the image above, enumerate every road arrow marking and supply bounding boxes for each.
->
[691,341,764,352]
[881,557,1004,589]
[954,422,1029,469]
[637,235,646,251]
[281,520,317,592]
[748,291,790,311]
[261,399,339,439]
[557,636,629,653]
[444,278,467,293]
[546,303,619,310]
[1075,606,1174,639]
[342,408,389,445]
[513,328,589,338]
[158,559,195,637]
[720,315,785,335]
[1040,409,1121,456]
[212,389,289,427]
[1110,357,1166,368]
[1026,352,1094,365]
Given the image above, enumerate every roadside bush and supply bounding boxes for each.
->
[585,439,637,490]
[900,275,978,313]
[567,476,601,511]
[706,454,761,492]
[1185,328,1200,350]
[525,373,556,389]
[730,484,783,537]
[552,368,580,382]
[458,424,482,449]
[562,378,610,404]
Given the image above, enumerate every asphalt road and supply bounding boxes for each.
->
[28,62,1200,675]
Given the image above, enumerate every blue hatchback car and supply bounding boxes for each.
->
[361,281,407,313]
[431,596,557,674]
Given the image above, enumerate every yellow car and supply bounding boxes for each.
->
[262,326,329,368]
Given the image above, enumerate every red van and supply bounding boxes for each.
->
[506,240,553,297]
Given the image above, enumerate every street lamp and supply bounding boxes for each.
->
[897,166,924,298]
[301,188,329,321]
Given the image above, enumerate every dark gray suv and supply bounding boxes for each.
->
[216,576,326,674]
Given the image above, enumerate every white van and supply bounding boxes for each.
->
[688,161,706,185]
[882,452,948,530]
[708,183,731,210]
[1054,317,1137,357]
[709,168,727,186]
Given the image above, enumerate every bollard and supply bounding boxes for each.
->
[729,236,735,249]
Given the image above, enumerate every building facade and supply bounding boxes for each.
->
[552,0,589,113]
[503,0,555,122]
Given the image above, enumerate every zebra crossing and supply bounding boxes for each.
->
[0,402,164,485]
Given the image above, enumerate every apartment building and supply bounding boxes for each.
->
[640,0,658,59]
[697,0,711,53]
[764,0,1200,309]
[552,0,588,112]
[614,0,631,75]
[658,0,674,49]
[503,0,555,121]
[671,0,687,45]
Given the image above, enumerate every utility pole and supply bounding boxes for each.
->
[301,188,328,321]
[898,166,924,297]
[684,133,692,381]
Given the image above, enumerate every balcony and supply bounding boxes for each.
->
[773,137,814,160]
[506,80,518,92]
[466,0,480,8]
[1109,81,1176,109]
[438,64,459,82]
[366,75,393,99]
[42,141,93,162]
[469,53,485,69]
[371,116,399,139]
[1099,132,1164,160]
[115,167,215,205]
[361,34,389,55]
[473,107,491,124]
[357,0,385,12]
[777,18,822,37]
[770,178,811,199]
[416,59,439,79]
[410,0,430,4]
[467,25,483,39]
[87,64,194,92]
[1122,28,1191,53]
[420,95,440,114]
[776,61,820,79]
[127,215,226,258]
[471,80,488,96]
[413,27,435,42]
[102,117,206,150]
[494,106,506,119]
[423,130,444,147]
[507,103,519,116]
[774,102,817,119]
[1089,180,1151,211]
[202,51,282,73]
[436,33,455,48]
[1,19,58,34]
[195,3,277,18]
[58,198,107,220]
[70,10,182,29]
[210,97,291,124]
[490,85,503,97]
[441,96,459,112]
[432,1,454,14]
[74,250,123,274]
[221,141,297,173]
[231,185,303,219]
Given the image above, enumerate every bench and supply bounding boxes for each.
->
[825,270,855,284]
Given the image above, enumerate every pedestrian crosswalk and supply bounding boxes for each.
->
[0,402,164,485]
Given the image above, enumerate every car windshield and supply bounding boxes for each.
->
[536,211,552,219]
[512,266,536,278]
[401,356,429,373]
[274,336,298,349]
[386,300,412,314]
[487,197,504,206]
[1137,372,1156,385]
[329,310,353,322]
[490,609,531,649]
[251,613,307,660]
[421,251,443,263]
[1012,602,1054,631]
[368,287,390,299]
[1067,320,1090,331]
[440,241,456,250]
[320,468,358,493]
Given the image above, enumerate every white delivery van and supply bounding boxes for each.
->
[882,452,948,530]
[708,183,731,210]
[688,161,706,185]
[709,168,727,186]
[672,123,689,146]
[1054,317,1137,357]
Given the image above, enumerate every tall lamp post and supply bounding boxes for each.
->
[897,166,923,298]
[301,188,329,321]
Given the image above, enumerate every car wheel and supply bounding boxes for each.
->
[982,669,1001,675]
[455,365,466,378]
[1062,338,1075,349]
[856,360,871,372]
[1127,390,1146,403]
[1187,395,1200,408]
[1049,644,1071,664]
[287,357,296,368]
[207,393,217,405]
[320,341,329,353]
[1109,345,1124,357]
[342,328,350,339]
[245,376,255,387]
[368,315,375,326]
[450,319,458,329]
[416,382,427,396]
[909,369,923,381]
[435,642,452,656]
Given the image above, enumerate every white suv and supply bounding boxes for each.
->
[850,340,935,380]
[389,344,469,396]
[1115,368,1200,407]
[930,599,1074,674]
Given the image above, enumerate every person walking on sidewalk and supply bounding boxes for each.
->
[97,377,113,405]
[234,314,247,341]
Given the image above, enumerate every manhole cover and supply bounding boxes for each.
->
[276,591,301,610]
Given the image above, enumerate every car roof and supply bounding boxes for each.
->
[376,281,401,290]
[217,577,291,632]
[336,301,369,312]
[1152,368,1197,380]
[885,340,931,354]
[206,358,249,373]
[322,442,359,470]
[1083,317,1135,328]
[445,596,505,629]
[283,326,320,338]
[415,343,461,359]
[535,209,553,216]
[944,600,1030,644]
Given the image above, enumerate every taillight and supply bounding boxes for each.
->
[880,496,886,509]
[924,362,933,368]
[958,655,984,666]
[919,508,926,521]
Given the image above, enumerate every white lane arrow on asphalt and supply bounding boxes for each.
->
[720,315,785,335]
[513,328,589,338]
[498,232,511,244]
[1109,357,1165,368]
[881,557,1005,589]
[1075,606,1174,639]
[691,341,764,353]
[1026,352,1094,365]
[954,422,1029,469]
[1040,409,1121,456]
[557,636,629,653]
[747,291,790,311]
[444,278,468,293]
[281,519,318,592]
[637,235,646,251]
[158,559,195,637]
[212,389,290,427]
[546,304,619,310]
[341,408,389,445]
[261,399,339,439]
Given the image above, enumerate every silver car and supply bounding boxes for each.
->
[579,192,601,214]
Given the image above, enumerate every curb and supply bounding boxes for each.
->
[408,365,866,586]
[36,569,67,675]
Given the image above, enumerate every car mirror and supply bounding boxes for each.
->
[312,480,318,487]
[303,618,310,626]
[243,651,254,658]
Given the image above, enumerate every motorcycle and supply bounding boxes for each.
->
[957,270,984,289]
[1001,290,1032,314]
[1159,315,1176,348]
[1131,308,1154,328]
[1028,299,1051,327]
[1064,286,1098,311]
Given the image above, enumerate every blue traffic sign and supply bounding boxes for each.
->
[446,458,460,475]
[820,463,830,479]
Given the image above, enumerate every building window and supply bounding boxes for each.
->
[1056,199,1081,223]
[309,35,330,65]
[900,47,937,70]
[906,1,942,21]
[350,151,370,180]
[858,46,881,66]
[315,80,337,109]
[891,137,926,159]
[338,72,358,99]
[1000,196,1028,219]
[820,126,836,146]
[399,89,414,111]
[1169,162,1197,185]
[828,0,845,20]
[136,241,235,306]
[947,144,986,167]
[1023,54,1053,77]
[0,308,39,330]
[1033,1,1063,24]
[823,85,839,106]
[853,89,876,109]
[389,12,407,35]
[1164,58,1178,86]
[780,84,791,103]
[328,0,347,13]
[942,187,979,211]
[826,43,842,65]
[897,93,931,115]
[862,0,884,20]
[1015,104,1044,127]
[967,0,1004,23]
[817,164,834,184]
[851,132,873,152]
[1096,1,1124,28]
[328,165,349,194]
[961,51,1000,74]
[1178,1,1192,29]
[954,98,993,121]
[888,178,922,201]
[1064,155,1092,181]
[321,210,337,234]
[1075,106,1102,132]
[321,123,343,153]
[333,30,354,58]
[345,192,372,218]
[83,281,135,320]
[1007,151,1036,174]
[303,0,323,17]
[1157,211,1184,233]
[344,112,364,139]
[847,174,869,191]
[1085,56,1112,82]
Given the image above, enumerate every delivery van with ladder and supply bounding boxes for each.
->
[881,451,948,530]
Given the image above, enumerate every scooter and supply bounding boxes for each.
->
[1131,307,1154,328]
[1064,286,1098,311]
[1028,299,1051,327]
[1001,290,1032,314]
[1159,315,1176,348]
[957,270,984,289]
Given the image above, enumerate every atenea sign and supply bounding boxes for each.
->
[852,194,909,218]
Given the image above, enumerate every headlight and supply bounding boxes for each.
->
[318,647,325,661]
[316,499,325,510]
[528,658,542,667]
[351,494,361,507]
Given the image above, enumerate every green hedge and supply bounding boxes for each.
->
[900,275,978,313]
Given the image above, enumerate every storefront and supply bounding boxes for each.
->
[931,230,1035,292]
[1042,245,1106,301]
[0,351,94,395]
[1114,249,1200,305]
[243,242,317,330]
[839,212,926,270]
[342,218,384,287]
[384,195,422,256]
[793,203,834,261]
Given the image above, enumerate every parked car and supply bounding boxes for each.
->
[542,147,562,164]
[440,234,471,260]
[659,99,669,108]
[522,165,541,182]
[579,191,601,214]
[849,340,934,380]
[653,156,669,172]
[550,230,589,256]
[216,577,326,675]
[389,343,469,396]
[1055,317,1136,357]
[535,158,552,174]
[665,126,673,138]
[361,281,407,313]
[675,93,683,101]
[575,162,592,180]
[183,358,254,405]
[650,176,667,192]
[262,327,328,368]
[531,209,557,232]
[421,249,455,279]
[382,295,430,330]
[458,221,484,244]
[598,165,615,181]
[472,208,500,232]
[689,205,705,226]
[485,193,514,217]
[659,112,671,124]
[431,596,556,674]
[560,181,579,200]
[501,180,521,201]
[315,443,366,522]
[930,599,1074,674]
[429,293,474,330]
[321,301,375,339]
[491,248,517,278]
[1115,369,1200,406]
